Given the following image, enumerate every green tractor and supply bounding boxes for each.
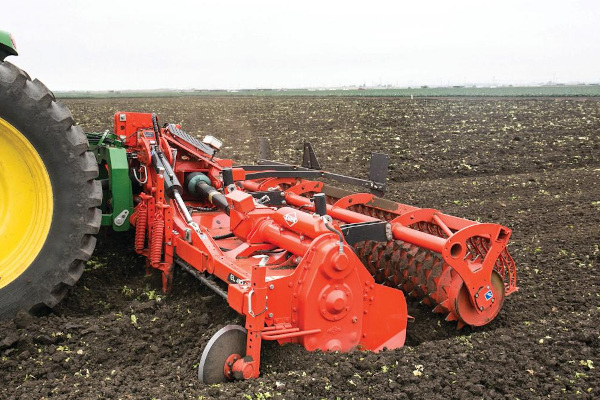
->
[0,30,101,319]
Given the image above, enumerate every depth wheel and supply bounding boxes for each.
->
[198,325,247,384]
[0,61,101,319]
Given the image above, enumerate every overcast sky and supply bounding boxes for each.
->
[4,0,600,91]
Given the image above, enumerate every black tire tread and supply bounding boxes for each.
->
[0,61,101,319]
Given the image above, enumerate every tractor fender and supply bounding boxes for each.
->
[0,30,18,61]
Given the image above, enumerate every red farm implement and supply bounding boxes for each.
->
[0,33,517,384]
[85,112,517,382]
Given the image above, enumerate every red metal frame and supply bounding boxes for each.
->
[115,112,517,381]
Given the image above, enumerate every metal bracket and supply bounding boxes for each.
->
[249,190,286,206]
[94,146,134,231]
[340,221,392,246]
[113,209,130,227]
[301,142,322,170]
[368,153,389,197]
[259,137,270,160]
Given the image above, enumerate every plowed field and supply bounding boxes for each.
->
[1,97,599,399]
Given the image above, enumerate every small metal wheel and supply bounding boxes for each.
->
[198,324,247,384]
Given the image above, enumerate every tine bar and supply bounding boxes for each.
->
[175,259,228,301]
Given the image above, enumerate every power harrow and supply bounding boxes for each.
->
[0,31,517,383]
[86,112,517,382]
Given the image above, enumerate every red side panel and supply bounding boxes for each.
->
[113,111,154,147]
[360,283,407,351]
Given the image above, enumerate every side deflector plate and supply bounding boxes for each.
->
[360,284,407,352]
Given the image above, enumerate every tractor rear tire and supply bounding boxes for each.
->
[0,61,101,320]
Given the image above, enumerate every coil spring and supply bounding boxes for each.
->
[150,213,164,265]
[135,202,148,251]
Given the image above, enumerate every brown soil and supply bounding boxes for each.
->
[1,97,599,399]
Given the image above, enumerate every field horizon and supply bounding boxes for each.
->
[54,84,600,99]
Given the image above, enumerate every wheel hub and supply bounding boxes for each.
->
[0,117,53,289]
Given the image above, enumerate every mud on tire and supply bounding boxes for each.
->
[0,61,101,319]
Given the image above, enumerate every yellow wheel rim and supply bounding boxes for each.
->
[0,117,53,289]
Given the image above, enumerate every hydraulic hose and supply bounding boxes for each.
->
[324,219,344,254]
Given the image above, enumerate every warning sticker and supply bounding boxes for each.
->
[283,212,298,227]
[484,289,494,301]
